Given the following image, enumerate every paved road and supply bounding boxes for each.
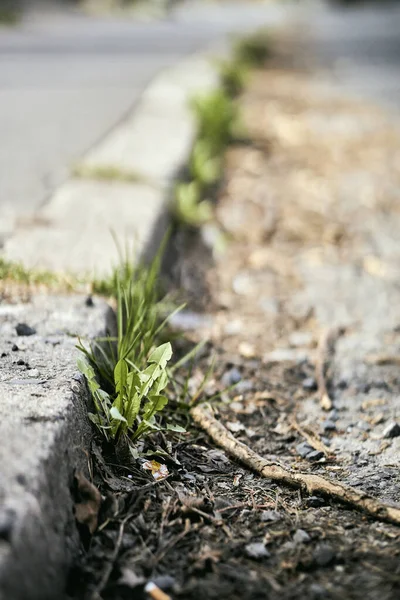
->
[2,0,400,235]
[0,0,286,234]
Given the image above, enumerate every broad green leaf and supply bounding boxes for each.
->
[166,424,186,433]
[126,391,142,427]
[143,394,169,422]
[110,406,128,422]
[148,343,172,369]
[114,359,128,395]
[77,357,90,376]
[154,369,169,395]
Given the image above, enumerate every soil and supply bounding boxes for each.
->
[68,42,400,600]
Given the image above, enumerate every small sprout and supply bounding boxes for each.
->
[234,29,271,67]
[173,182,213,227]
[218,59,249,96]
[189,139,222,187]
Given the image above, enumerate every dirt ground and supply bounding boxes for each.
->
[69,47,400,600]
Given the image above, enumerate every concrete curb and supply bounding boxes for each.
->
[4,52,220,276]
[0,296,115,600]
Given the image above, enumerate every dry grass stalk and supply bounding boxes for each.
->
[315,326,345,411]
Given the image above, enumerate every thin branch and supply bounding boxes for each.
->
[191,405,400,527]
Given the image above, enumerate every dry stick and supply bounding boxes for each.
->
[290,418,331,456]
[90,518,127,600]
[315,326,344,411]
[190,405,400,527]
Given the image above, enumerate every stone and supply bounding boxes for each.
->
[293,529,311,544]
[322,420,336,432]
[235,380,253,394]
[356,420,371,432]
[244,542,270,560]
[314,544,336,567]
[296,442,313,458]
[261,510,282,522]
[302,377,317,391]
[15,323,36,337]
[27,369,40,378]
[308,450,324,461]
[383,422,400,438]
[221,367,242,387]
[151,575,176,591]
[307,496,326,508]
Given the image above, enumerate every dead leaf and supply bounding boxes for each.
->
[74,472,101,534]
[142,460,169,481]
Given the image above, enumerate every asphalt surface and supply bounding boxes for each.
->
[1,0,400,232]
[0,0,286,233]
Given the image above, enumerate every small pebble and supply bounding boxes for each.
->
[16,323,36,337]
[27,369,40,378]
[322,420,336,432]
[11,344,19,351]
[328,409,339,421]
[302,377,317,391]
[224,319,243,336]
[289,331,313,347]
[337,378,348,390]
[296,442,313,458]
[16,359,25,366]
[307,496,326,508]
[235,380,253,394]
[261,510,282,522]
[293,529,311,544]
[244,542,270,560]
[310,583,329,598]
[383,422,400,439]
[221,367,242,387]
[85,295,94,307]
[0,509,16,542]
[308,450,324,461]
[239,342,255,358]
[151,575,175,591]
[356,420,371,432]
[314,543,336,567]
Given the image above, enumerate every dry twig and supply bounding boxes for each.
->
[290,418,331,456]
[315,326,344,411]
[191,405,400,526]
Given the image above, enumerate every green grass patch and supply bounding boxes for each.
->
[73,163,149,185]
[233,29,272,68]
[0,8,19,25]
[218,58,249,97]
[77,245,190,448]
[0,257,80,290]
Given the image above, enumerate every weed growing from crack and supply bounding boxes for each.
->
[233,29,272,68]
[77,245,190,446]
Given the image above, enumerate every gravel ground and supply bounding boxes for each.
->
[69,36,400,600]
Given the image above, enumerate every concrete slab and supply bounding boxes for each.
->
[3,53,218,276]
[0,294,113,600]
[5,179,169,275]
[79,56,219,185]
